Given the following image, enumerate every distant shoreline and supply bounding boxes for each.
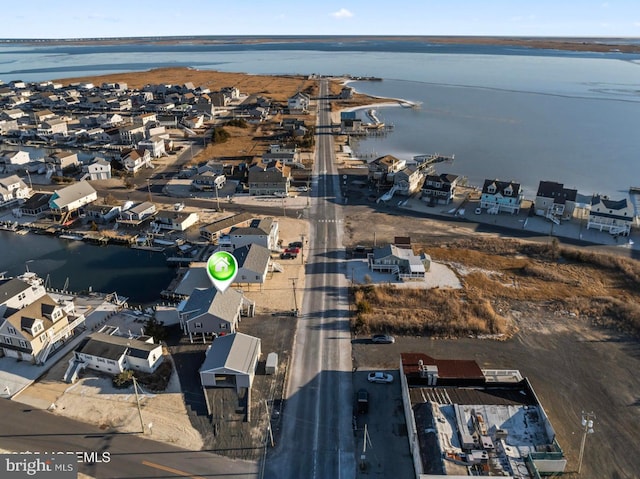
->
[2,35,640,54]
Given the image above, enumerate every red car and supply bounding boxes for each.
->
[285,247,300,254]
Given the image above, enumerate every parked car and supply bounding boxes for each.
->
[367,372,394,384]
[280,252,297,259]
[288,241,303,248]
[371,334,395,344]
[285,247,301,254]
[356,388,369,414]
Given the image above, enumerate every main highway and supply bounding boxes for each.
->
[262,80,355,478]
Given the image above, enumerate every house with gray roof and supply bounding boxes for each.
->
[0,277,46,318]
[178,287,247,341]
[48,181,97,222]
[232,243,271,285]
[70,331,163,380]
[534,181,578,221]
[221,217,279,251]
[199,332,261,394]
[368,244,431,280]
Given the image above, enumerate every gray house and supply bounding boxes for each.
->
[232,243,272,285]
[178,287,246,342]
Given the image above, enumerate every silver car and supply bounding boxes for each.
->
[367,372,393,384]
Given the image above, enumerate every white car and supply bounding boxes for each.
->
[367,372,394,384]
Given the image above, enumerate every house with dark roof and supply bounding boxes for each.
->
[248,161,291,196]
[368,155,406,183]
[368,244,431,280]
[0,277,46,318]
[534,181,578,221]
[480,179,523,214]
[422,173,460,205]
[340,111,363,133]
[587,195,635,235]
[199,212,253,243]
[178,287,247,341]
[71,331,163,379]
[19,192,52,217]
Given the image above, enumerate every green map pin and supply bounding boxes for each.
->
[206,251,238,292]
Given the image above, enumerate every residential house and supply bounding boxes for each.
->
[394,165,424,196]
[156,115,178,127]
[199,332,261,394]
[248,161,291,196]
[220,86,240,100]
[1,108,26,121]
[47,151,79,174]
[152,210,199,232]
[178,286,245,341]
[182,114,204,129]
[422,173,460,205]
[0,276,47,318]
[32,109,56,123]
[191,171,226,191]
[119,124,146,145]
[587,195,635,235]
[119,201,156,224]
[368,155,406,183]
[84,204,121,224]
[98,113,124,128]
[71,331,163,377]
[83,157,112,180]
[262,144,301,165]
[338,86,354,99]
[19,193,52,217]
[340,111,363,134]
[48,181,97,222]
[36,118,68,137]
[480,179,524,214]
[210,92,230,107]
[121,148,151,174]
[0,294,85,364]
[0,150,31,173]
[220,217,279,251]
[288,92,311,113]
[0,175,31,207]
[199,212,253,243]
[534,181,578,221]
[231,243,271,285]
[138,136,166,158]
[0,118,18,135]
[368,244,431,280]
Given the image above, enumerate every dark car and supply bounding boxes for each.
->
[280,252,297,259]
[288,241,303,248]
[356,388,369,414]
[371,334,395,344]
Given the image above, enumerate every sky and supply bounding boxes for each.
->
[2,0,640,39]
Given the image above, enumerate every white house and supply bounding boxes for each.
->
[47,151,79,173]
[220,217,279,251]
[84,157,112,180]
[587,195,635,236]
[182,114,204,129]
[152,210,199,232]
[0,175,31,207]
[138,136,166,158]
[0,275,47,318]
[119,201,156,223]
[199,332,261,394]
[0,150,31,173]
[71,331,164,377]
[48,181,97,219]
[121,148,152,174]
[288,92,311,113]
[37,118,68,137]
[231,243,272,285]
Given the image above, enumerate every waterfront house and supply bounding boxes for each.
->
[0,275,47,318]
[47,151,79,174]
[119,201,156,224]
[480,179,524,214]
[248,161,291,196]
[368,155,406,183]
[232,243,272,285]
[534,181,578,221]
[0,293,85,364]
[0,175,31,208]
[199,212,253,243]
[138,135,166,158]
[19,193,52,217]
[152,210,199,232]
[178,286,246,341]
[368,244,431,280]
[220,217,279,251]
[288,92,311,113]
[71,331,163,378]
[121,148,152,174]
[587,195,634,235]
[83,157,112,181]
[119,124,146,145]
[49,181,97,223]
[340,111,363,134]
[85,203,121,224]
[199,332,261,395]
[422,173,460,205]
[0,150,30,173]
[394,165,424,196]
[37,118,68,137]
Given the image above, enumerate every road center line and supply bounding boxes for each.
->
[141,460,206,479]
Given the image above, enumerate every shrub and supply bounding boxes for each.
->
[113,370,134,389]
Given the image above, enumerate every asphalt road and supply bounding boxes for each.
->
[0,399,258,479]
[263,81,355,478]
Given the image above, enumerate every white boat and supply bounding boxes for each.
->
[59,234,84,241]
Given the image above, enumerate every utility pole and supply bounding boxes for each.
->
[215,184,221,212]
[146,179,152,203]
[132,376,145,434]
[578,411,595,474]
[264,400,274,447]
[301,234,305,263]
[290,278,298,316]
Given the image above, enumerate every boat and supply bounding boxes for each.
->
[131,236,165,252]
[59,234,85,241]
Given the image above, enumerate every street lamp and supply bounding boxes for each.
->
[577,411,595,474]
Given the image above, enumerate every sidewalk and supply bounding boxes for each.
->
[400,196,640,250]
